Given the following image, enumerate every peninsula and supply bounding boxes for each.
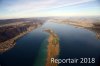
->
[44,29,59,66]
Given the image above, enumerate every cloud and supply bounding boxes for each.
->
[6,0,57,11]
[6,0,95,12]
[1,0,98,19]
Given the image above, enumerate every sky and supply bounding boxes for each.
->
[0,0,100,19]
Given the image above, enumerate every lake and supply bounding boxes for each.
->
[0,21,100,66]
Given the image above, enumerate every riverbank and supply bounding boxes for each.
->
[44,29,59,66]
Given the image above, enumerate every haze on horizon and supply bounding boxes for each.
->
[0,0,100,19]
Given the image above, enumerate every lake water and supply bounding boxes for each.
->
[0,22,100,66]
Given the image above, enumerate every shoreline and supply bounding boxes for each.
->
[0,25,39,53]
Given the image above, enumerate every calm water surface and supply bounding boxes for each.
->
[0,22,100,66]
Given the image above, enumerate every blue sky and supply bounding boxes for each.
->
[0,0,100,19]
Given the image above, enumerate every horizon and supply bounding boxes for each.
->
[0,0,100,19]
[0,15,100,20]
